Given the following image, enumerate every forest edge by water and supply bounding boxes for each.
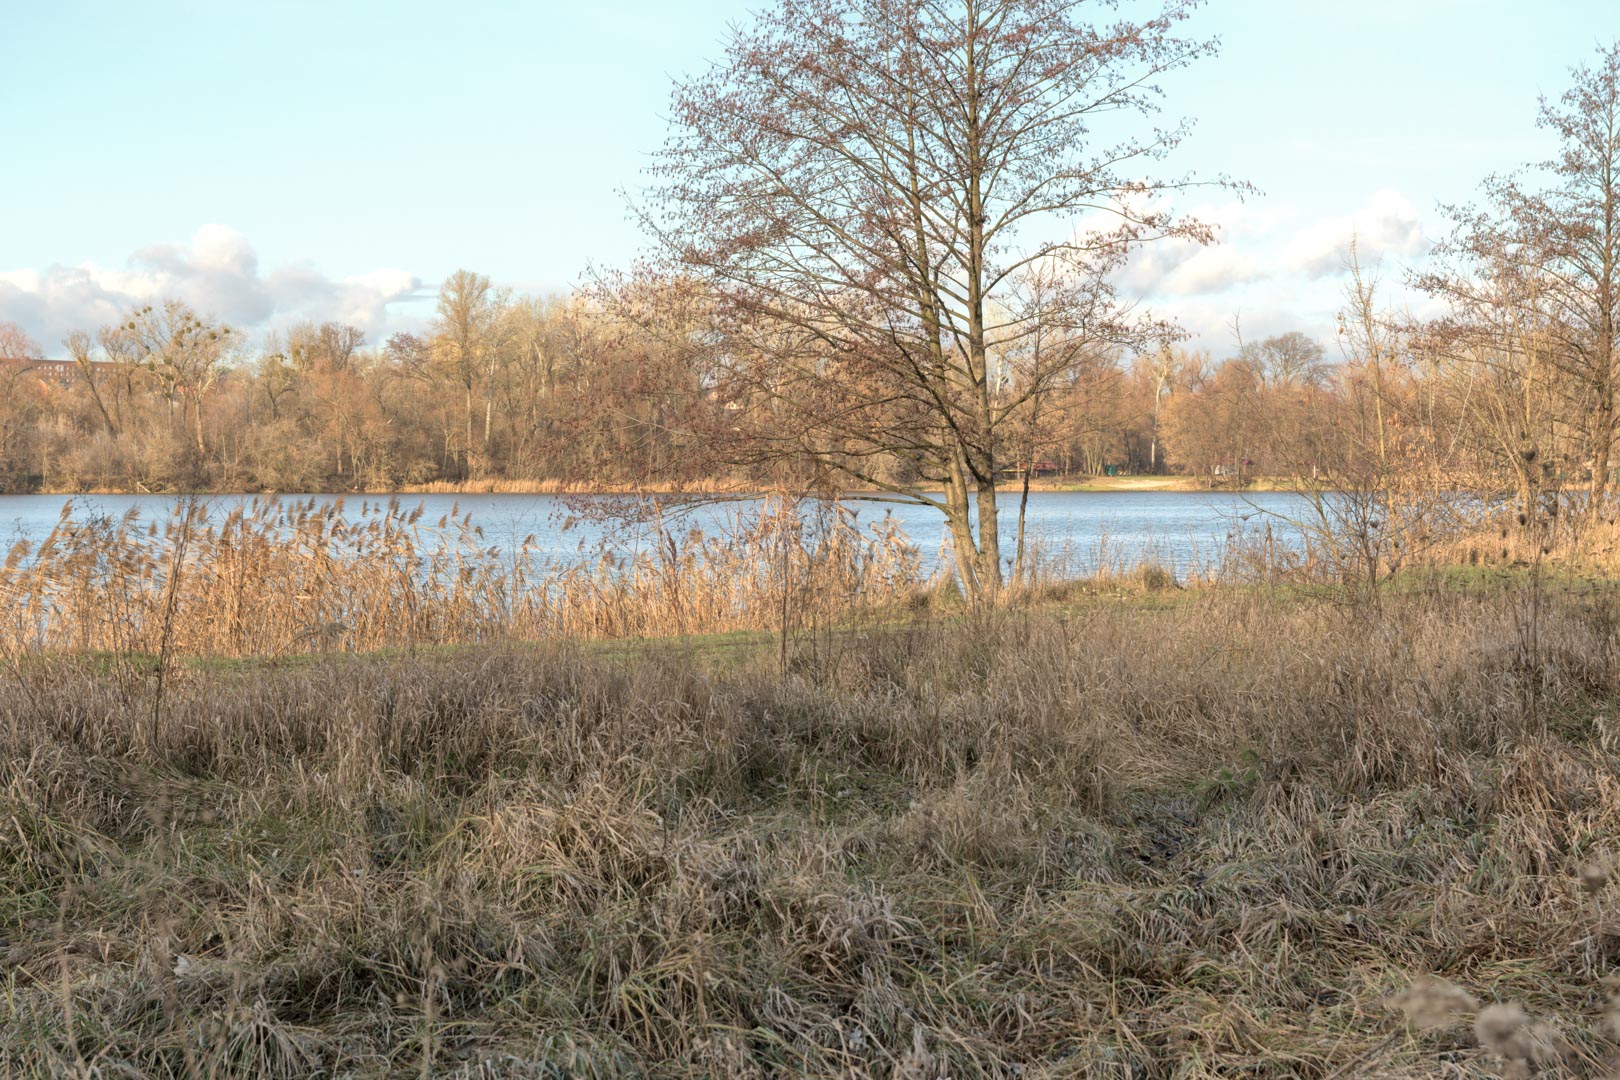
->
[33,474,1300,497]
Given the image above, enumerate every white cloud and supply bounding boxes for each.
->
[0,225,427,352]
[1284,188,1426,279]
[1117,237,1267,297]
[1116,189,1435,349]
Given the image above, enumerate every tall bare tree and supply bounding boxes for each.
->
[1139,343,1204,474]
[1539,42,1620,509]
[286,321,365,374]
[1416,204,1563,518]
[638,0,1232,600]
[1426,44,1620,515]
[433,269,496,476]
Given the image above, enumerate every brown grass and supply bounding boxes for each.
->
[0,496,923,657]
[3,568,1620,1075]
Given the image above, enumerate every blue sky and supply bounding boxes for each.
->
[2,0,1615,353]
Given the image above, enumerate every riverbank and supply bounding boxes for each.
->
[32,474,1295,498]
[1021,474,1294,493]
[395,474,1299,496]
[3,577,1616,1076]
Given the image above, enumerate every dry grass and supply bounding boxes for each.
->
[0,497,923,657]
[3,572,1620,1075]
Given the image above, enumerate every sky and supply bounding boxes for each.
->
[2,0,1615,356]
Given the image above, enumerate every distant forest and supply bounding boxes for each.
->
[0,287,1358,494]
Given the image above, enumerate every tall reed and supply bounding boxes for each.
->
[0,496,924,658]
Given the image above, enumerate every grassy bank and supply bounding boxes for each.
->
[4,578,1620,1076]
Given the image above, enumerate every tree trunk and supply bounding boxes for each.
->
[943,464,982,602]
[465,384,475,478]
[1014,465,1032,585]
[1591,392,1613,510]
[975,481,1002,596]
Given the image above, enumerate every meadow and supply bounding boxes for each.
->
[0,497,1615,1077]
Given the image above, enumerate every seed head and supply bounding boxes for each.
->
[1475,1001,1530,1060]
[1386,977,1477,1031]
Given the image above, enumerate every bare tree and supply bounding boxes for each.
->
[1406,42,1620,529]
[0,323,45,490]
[64,329,120,437]
[1243,331,1329,389]
[286,321,365,374]
[1537,43,1620,510]
[99,301,236,456]
[1428,44,1620,514]
[432,270,496,477]
[1139,343,1203,474]
[0,321,40,363]
[1002,264,1120,580]
[635,0,1234,601]
[1284,250,1452,595]
[1415,203,1564,520]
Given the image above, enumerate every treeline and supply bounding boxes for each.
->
[0,284,1349,493]
[0,254,1603,502]
[0,285,1577,497]
[0,275,718,493]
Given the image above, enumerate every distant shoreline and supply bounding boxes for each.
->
[1015,475,1293,494]
[23,475,1295,499]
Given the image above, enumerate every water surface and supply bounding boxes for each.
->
[0,490,1305,578]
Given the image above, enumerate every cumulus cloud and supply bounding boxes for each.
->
[1284,188,1426,279]
[1113,188,1434,347]
[1112,197,1287,298]
[0,225,427,352]
[1121,190,1427,296]
[1116,238,1268,298]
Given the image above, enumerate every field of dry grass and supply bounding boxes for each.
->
[3,563,1620,1076]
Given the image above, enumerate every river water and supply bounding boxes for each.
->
[0,490,1305,578]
